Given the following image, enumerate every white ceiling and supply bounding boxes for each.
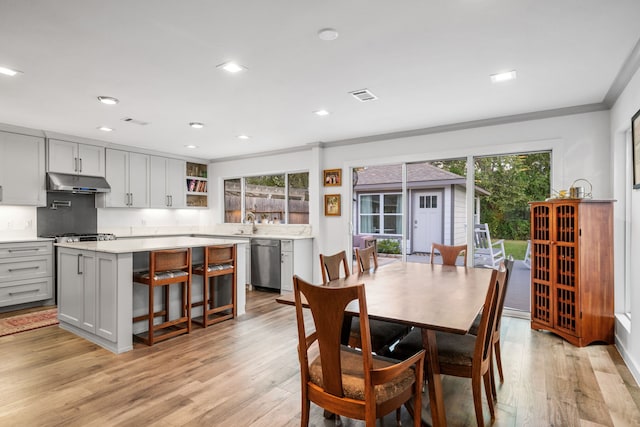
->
[1,0,640,161]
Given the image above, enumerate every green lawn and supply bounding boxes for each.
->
[503,240,529,261]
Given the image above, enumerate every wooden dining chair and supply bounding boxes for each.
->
[468,257,514,400]
[430,243,467,266]
[292,275,425,427]
[319,250,350,283]
[390,263,508,427]
[133,248,192,346]
[191,244,236,327]
[321,250,409,353]
[355,245,378,273]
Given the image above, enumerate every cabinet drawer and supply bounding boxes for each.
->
[0,241,53,259]
[0,256,52,282]
[0,277,53,307]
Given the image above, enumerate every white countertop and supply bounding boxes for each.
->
[0,237,54,243]
[55,236,248,254]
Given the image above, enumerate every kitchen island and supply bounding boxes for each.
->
[55,236,247,354]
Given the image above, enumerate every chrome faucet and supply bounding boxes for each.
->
[246,212,257,233]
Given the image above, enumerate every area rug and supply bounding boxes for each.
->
[0,308,58,337]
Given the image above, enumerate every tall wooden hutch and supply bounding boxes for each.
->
[529,199,614,347]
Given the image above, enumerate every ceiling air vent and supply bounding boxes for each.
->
[121,117,150,126]
[349,88,378,102]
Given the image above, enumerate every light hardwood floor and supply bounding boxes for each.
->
[0,290,639,427]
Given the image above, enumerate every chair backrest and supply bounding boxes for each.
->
[474,262,508,365]
[319,250,350,283]
[151,249,191,273]
[430,243,467,266]
[493,258,514,333]
[355,245,378,273]
[473,223,493,249]
[292,275,373,397]
[205,244,235,266]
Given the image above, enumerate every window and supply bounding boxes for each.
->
[359,193,402,235]
[224,172,309,224]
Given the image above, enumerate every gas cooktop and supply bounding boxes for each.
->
[42,233,117,243]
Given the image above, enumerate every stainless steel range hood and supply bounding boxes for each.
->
[47,172,111,193]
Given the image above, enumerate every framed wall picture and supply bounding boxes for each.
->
[323,168,342,186]
[633,108,640,189]
[324,194,341,216]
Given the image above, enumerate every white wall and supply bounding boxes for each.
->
[97,208,209,236]
[0,206,38,239]
[611,65,640,382]
[208,111,610,283]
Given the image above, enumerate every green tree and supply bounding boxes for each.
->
[435,153,550,240]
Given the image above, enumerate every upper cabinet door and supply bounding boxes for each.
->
[149,155,168,208]
[166,158,185,208]
[48,139,105,177]
[0,131,46,206]
[48,139,78,174]
[77,143,105,177]
[103,149,129,208]
[128,152,149,208]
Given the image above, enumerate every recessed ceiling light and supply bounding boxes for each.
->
[217,62,246,73]
[490,70,517,83]
[314,109,330,116]
[318,28,339,41]
[0,66,21,76]
[97,96,119,105]
[97,126,113,132]
[184,144,198,149]
[189,122,204,129]
[237,134,250,140]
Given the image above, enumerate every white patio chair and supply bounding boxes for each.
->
[473,223,505,268]
[523,239,531,269]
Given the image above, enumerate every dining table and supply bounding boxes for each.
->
[276,261,493,427]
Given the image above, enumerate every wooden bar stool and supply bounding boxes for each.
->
[133,248,192,345]
[192,244,236,327]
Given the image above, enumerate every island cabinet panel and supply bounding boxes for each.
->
[57,248,118,342]
[529,199,614,347]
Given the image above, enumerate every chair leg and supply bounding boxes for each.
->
[148,285,155,346]
[494,339,504,383]
[489,357,497,401]
[483,371,496,421]
[300,393,310,426]
[471,374,485,427]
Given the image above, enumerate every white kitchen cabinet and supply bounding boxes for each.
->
[101,149,149,208]
[280,238,312,292]
[57,247,118,342]
[149,156,185,208]
[48,138,105,177]
[0,131,46,206]
[0,240,53,307]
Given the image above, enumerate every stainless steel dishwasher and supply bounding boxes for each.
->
[250,238,281,291]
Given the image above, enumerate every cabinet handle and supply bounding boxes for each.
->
[77,253,83,275]
[74,157,79,172]
[0,185,2,202]
[9,289,39,296]
[79,158,83,173]
[8,266,40,272]
[8,247,41,253]
[129,193,133,206]
[169,195,173,206]
[166,195,170,207]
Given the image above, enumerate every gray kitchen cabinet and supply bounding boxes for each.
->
[0,131,46,206]
[101,149,149,208]
[280,238,312,292]
[0,240,53,307]
[48,138,105,177]
[57,247,118,342]
[149,156,185,208]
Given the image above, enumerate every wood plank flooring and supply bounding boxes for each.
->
[0,290,638,426]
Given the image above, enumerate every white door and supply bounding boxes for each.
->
[411,191,443,253]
